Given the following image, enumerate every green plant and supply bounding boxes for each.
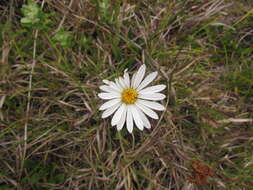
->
[21,0,50,30]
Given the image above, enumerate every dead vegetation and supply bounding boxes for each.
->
[0,0,253,189]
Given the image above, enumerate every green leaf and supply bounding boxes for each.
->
[20,0,50,30]
[52,30,73,48]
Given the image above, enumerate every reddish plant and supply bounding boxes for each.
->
[188,161,214,185]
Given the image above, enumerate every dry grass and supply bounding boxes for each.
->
[0,0,253,189]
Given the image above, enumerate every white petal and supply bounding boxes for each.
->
[99,98,121,110]
[119,77,127,89]
[133,65,146,89]
[103,80,123,93]
[123,72,130,88]
[137,99,165,111]
[102,80,110,85]
[98,92,121,100]
[117,106,127,131]
[138,93,166,101]
[126,106,133,133]
[110,81,122,92]
[136,106,151,129]
[115,78,124,90]
[139,85,166,94]
[99,85,111,92]
[137,71,158,91]
[131,73,136,88]
[111,103,126,126]
[99,85,119,93]
[135,101,158,119]
[102,102,121,118]
[130,105,143,131]
[102,80,121,92]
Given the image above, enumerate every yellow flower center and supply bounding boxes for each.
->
[121,88,138,104]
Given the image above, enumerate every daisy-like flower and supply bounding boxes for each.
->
[98,65,166,133]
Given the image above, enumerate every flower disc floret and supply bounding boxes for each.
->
[121,88,138,104]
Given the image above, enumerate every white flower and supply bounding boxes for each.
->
[98,64,166,133]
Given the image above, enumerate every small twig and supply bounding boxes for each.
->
[55,0,75,33]
[21,0,45,177]
[234,7,253,26]
[174,59,197,77]
[217,118,253,124]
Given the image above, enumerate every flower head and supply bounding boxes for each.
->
[98,65,166,133]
